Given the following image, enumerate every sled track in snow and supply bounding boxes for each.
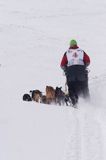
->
[83,117,103,160]
[64,111,81,160]
[79,111,104,160]
[64,109,104,160]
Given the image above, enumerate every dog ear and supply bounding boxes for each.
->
[60,87,62,89]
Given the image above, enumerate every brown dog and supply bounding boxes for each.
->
[46,86,55,104]
[30,90,42,102]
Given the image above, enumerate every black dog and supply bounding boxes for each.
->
[23,94,32,101]
[55,87,71,106]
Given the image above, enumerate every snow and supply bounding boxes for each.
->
[0,0,106,160]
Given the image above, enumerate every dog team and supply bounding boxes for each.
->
[23,86,71,106]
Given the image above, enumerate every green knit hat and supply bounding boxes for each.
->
[69,39,77,46]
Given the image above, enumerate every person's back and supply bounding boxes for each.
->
[60,39,90,106]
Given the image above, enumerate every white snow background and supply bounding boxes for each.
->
[0,0,106,160]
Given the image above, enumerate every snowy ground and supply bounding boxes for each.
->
[0,0,106,160]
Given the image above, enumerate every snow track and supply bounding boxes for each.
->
[82,115,103,160]
[64,106,104,160]
[79,107,104,160]
[64,110,81,160]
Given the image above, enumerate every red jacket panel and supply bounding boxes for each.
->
[83,52,90,66]
[60,53,68,67]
